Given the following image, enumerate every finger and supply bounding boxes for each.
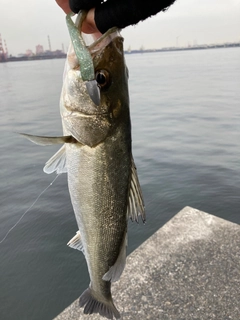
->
[55,0,71,14]
[69,0,102,13]
[81,8,101,35]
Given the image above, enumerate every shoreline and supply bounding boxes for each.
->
[1,43,239,63]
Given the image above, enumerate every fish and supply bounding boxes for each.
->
[21,11,145,320]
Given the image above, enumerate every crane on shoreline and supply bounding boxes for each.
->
[0,34,8,62]
[0,34,5,62]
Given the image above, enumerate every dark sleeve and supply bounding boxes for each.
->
[69,0,177,34]
[95,0,177,33]
[70,0,101,13]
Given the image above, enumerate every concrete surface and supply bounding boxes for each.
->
[54,206,240,320]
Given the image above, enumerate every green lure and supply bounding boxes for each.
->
[66,11,95,82]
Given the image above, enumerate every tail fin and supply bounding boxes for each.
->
[79,287,120,319]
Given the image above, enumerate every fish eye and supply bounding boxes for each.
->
[95,70,110,89]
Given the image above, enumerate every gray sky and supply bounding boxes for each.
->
[1,0,240,56]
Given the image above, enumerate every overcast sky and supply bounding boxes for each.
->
[1,0,240,56]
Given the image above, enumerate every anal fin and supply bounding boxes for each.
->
[67,231,85,254]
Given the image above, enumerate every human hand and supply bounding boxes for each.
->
[55,1,101,36]
[56,0,177,35]
[55,0,71,14]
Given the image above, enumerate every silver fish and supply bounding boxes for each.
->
[21,11,145,320]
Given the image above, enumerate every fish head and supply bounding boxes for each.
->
[90,31,129,120]
[61,29,129,147]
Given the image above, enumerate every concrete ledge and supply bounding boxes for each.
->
[54,206,240,319]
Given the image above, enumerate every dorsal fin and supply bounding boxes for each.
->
[127,157,146,223]
[102,232,127,283]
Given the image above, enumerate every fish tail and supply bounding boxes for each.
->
[79,287,121,319]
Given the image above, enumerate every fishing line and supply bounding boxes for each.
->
[0,174,59,244]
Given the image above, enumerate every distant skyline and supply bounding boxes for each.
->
[1,0,240,56]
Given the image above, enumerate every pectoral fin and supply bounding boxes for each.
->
[67,231,85,254]
[19,133,75,146]
[44,145,67,174]
[127,156,146,223]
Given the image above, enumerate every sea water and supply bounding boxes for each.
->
[0,47,239,320]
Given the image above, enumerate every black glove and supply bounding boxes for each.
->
[69,0,177,34]
[69,0,101,13]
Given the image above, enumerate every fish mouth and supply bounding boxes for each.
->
[63,110,109,118]
[86,80,101,106]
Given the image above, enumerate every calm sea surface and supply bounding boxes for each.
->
[0,48,240,320]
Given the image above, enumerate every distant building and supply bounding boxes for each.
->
[44,50,52,55]
[17,53,27,58]
[36,44,44,55]
[53,49,64,56]
[26,49,33,57]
